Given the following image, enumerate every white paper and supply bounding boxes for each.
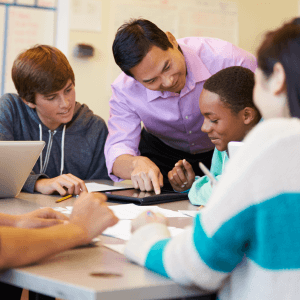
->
[178,210,198,218]
[108,204,189,220]
[102,220,132,240]
[85,182,133,192]
[102,219,185,241]
[103,244,126,255]
[54,203,190,219]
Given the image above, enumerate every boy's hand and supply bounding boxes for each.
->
[168,159,195,192]
[70,192,119,243]
[34,174,88,196]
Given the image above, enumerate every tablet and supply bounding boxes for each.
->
[105,189,189,205]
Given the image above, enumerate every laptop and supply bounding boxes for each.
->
[228,141,244,158]
[0,141,45,198]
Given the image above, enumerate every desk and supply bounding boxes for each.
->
[0,182,206,300]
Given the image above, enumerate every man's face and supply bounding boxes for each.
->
[30,79,76,130]
[129,38,187,93]
[199,89,249,152]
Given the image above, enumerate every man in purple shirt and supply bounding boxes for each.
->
[105,18,257,194]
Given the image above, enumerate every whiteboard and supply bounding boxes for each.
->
[0,1,57,95]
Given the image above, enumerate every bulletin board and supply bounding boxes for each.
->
[0,0,57,96]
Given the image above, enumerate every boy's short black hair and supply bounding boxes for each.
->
[112,18,173,77]
[204,66,261,118]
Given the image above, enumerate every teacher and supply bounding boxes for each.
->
[105,18,256,194]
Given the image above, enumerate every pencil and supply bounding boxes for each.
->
[55,194,73,203]
[199,162,218,186]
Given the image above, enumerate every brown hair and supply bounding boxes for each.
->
[12,45,75,104]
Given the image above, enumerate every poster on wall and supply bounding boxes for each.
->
[0,2,56,95]
[70,0,101,32]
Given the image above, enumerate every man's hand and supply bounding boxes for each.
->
[35,174,88,195]
[168,159,195,192]
[131,157,164,194]
[131,211,168,233]
[70,192,119,243]
[15,208,69,229]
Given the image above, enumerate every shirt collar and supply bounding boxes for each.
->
[145,41,212,102]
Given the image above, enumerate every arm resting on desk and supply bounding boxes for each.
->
[0,223,87,270]
[0,192,118,270]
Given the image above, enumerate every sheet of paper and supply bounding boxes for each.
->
[178,210,199,218]
[85,182,133,192]
[53,204,189,219]
[102,219,185,241]
[108,204,189,219]
[103,244,126,255]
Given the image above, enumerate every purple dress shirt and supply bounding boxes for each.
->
[105,37,257,181]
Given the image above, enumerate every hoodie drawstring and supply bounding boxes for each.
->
[39,124,66,175]
[60,125,66,175]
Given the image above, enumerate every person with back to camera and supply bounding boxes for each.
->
[0,45,110,196]
[124,17,300,300]
[105,18,257,194]
[168,66,261,206]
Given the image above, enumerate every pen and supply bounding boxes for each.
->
[55,194,73,203]
[199,162,218,186]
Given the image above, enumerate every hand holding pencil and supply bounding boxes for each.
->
[35,174,88,196]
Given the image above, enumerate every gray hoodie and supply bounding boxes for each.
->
[0,93,110,193]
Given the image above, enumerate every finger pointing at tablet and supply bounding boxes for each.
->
[130,157,164,194]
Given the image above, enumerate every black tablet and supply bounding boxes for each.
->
[105,189,189,205]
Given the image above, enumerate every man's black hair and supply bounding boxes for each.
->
[112,18,173,77]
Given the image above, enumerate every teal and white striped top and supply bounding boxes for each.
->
[125,118,300,300]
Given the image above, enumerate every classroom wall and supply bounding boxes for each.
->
[68,0,299,124]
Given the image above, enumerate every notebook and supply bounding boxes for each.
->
[105,188,189,205]
[0,141,45,198]
[228,141,244,158]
